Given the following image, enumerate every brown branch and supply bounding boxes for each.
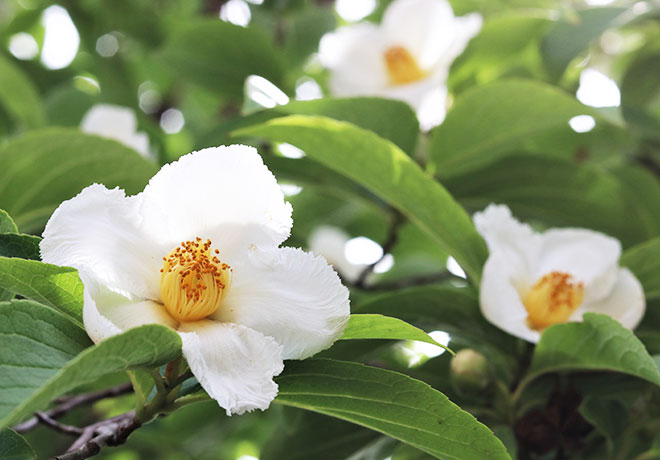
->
[354,211,405,288]
[52,411,140,460]
[363,271,462,291]
[35,412,83,436]
[14,382,133,434]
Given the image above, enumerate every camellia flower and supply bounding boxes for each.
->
[474,204,645,343]
[81,104,150,157]
[40,146,350,415]
[319,0,481,129]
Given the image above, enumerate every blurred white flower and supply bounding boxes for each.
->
[320,0,481,129]
[309,226,365,282]
[81,104,150,157]
[41,146,350,415]
[474,204,645,343]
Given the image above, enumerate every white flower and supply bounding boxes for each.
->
[308,226,365,283]
[40,146,350,415]
[319,0,481,129]
[81,104,150,157]
[474,204,645,343]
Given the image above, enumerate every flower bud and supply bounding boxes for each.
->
[449,349,490,394]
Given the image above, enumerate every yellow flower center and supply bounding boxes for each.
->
[384,46,427,85]
[160,238,232,322]
[523,271,584,331]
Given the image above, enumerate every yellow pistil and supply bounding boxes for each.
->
[160,237,232,322]
[383,46,427,85]
[523,272,584,331]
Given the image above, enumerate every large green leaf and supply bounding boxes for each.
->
[0,429,35,460]
[0,300,91,423]
[202,97,420,154]
[520,314,660,395]
[0,302,181,428]
[234,115,487,282]
[541,7,626,81]
[0,258,83,325]
[444,155,654,247]
[341,314,451,353]
[622,237,660,300]
[159,20,286,98]
[0,54,44,130]
[429,80,601,177]
[275,359,510,460]
[0,129,158,233]
[0,211,17,234]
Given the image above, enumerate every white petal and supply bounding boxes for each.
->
[381,0,458,69]
[479,254,540,343]
[321,24,389,96]
[473,204,541,288]
[213,247,350,360]
[41,184,164,301]
[574,268,645,330]
[82,276,176,343]
[138,145,293,260]
[179,320,284,416]
[536,228,621,303]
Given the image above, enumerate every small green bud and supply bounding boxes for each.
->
[449,349,490,394]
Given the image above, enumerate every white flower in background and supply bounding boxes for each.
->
[40,146,350,415]
[474,204,645,343]
[81,104,150,157]
[320,0,481,129]
[308,226,365,282]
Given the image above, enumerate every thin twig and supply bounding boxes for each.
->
[354,211,405,288]
[363,271,463,291]
[14,382,134,434]
[35,412,83,436]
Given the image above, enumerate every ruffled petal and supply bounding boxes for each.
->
[82,276,176,343]
[474,204,541,288]
[479,254,540,343]
[321,24,389,96]
[212,247,350,360]
[381,0,458,69]
[574,268,645,330]
[138,145,293,261]
[536,228,621,303]
[41,184,164,301]
[179,320,284,416]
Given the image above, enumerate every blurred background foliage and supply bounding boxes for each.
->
[2,0,660,459]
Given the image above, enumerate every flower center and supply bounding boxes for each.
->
[384,46,427,85]
[160,238,232,322]
[523,271,584,331]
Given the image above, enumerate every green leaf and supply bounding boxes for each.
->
[0,128,158,233]
[445,155,655,248]
[203,97,420,154]
[0,309,181,428]
[0,211,17,234]
[622,237,660,300]
[234,115,487,282]
[160,20,286,98]
[541,7,626,81]
[521,314,660,394]
[0,429,35,460]
[0,54,44,130]
[0,257,84,326]
[0,300,91,423]
[0,234,40,260]
[275,359,510,460]
[341,314,452,354]
[429,80,600,177]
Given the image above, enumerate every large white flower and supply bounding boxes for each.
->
[319,0,481,129]
[474,204,645,343]
[81,104,150,157]
[40,146,350,415]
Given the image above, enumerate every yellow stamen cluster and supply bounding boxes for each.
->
[160,237,232,322]
[384,46,428,85]
[523,271,584,331]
